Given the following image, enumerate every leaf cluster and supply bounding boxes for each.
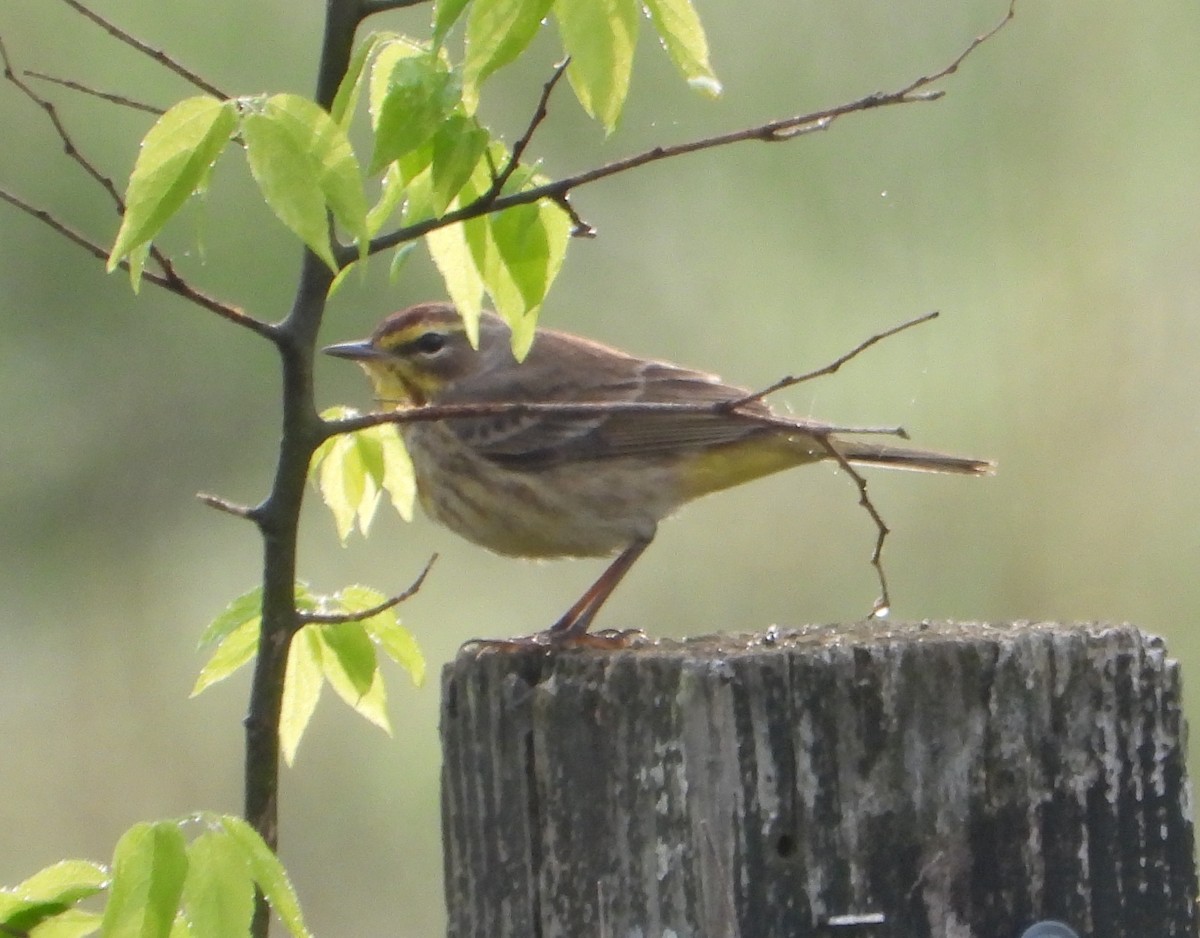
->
[0,816,307,938]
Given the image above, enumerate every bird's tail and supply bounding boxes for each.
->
[836,440,995,476]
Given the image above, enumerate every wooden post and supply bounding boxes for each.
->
[440,622,1197,937]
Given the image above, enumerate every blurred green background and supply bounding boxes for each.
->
[2,0,1198,934]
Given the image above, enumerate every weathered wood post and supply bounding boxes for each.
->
[440,622,1197,937]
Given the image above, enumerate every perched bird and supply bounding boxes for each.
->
[325,302,991,642]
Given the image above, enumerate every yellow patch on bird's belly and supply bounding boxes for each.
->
[674,434,824,502]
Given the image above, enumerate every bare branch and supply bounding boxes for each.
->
[321,396,910,442]
[364,3,1017,259]
[553,193,597,239]
[729,311,940,407]
[1,36,125,208]
[298,555,438,624]
[23,69,164,115]
[818,438,893,619]
[197,492,260,520]
[487,58,571,199]
[57,0,229,100]
[0,187,277,339]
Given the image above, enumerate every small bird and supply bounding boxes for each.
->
[325,302,992,642]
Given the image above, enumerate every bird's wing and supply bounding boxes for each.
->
[440,338,774,467]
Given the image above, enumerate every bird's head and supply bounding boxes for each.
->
[323,302,510,406]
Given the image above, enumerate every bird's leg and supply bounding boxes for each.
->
[544,534,654,641]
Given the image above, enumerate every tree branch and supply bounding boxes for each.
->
[728,311,940,407]
[57,0,229,99]
[298,555,437,624]
[363,0,1017,259]
[23,69,164,115]
[0,186,276,339]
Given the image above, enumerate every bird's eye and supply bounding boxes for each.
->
[410,331,447,355]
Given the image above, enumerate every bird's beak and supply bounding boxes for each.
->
[322,340,386,362]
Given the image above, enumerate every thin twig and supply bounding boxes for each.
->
[817,437,893,619]
[24,69,165,115]
[729,311,940,407]
[487,57,571,198]
[1,36,125,207]
[363,1,1018,260]
[0,186,277,340]
[57,0,229,100]
[320,396,910,441]
[2,36,183,282]
[299,555,438,624]
[197,492,259,520]
[553,193,596,239]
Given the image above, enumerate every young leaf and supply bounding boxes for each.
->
[191,617,260,696]
[331,31,401,128]
[429,114,489,215]
[462,0,555,109]
[197,587,262,650]
[425,210,485,343]
[108,97,236,278]
[377,425,416,520]
[102,822,189,938]
[389,241,418,283]
[21,908,101,938]
[644,0,721,95]
[15,860,108,906]
[370,57,459,173]
[241,94,368,270]
[318,433,370,542]
[432,0,472,46]
[0,860,107,937]
[181,832,254,938]
[555,0,639,131]
[280,626,324,765]
[331,585,424,687]
[318,623,391,733]
[216,817,311,938]
[367,164,407,236]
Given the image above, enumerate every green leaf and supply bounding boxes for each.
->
[432,0,472,45]
[191,617,259,696]
[280,626,324,765]
[216,817,311,938]
[241,94,368,270]
[319,434,369,542]
[555,0,639,130]
[644,0,721,96]
[0,861,106,936]
[331,32,399,128]
[429,114,489,215]
[198,587,262,649]
[368,36,429,122]
[16,860,108,906]
[462,0,554,110]
[425,214,484,342]
[368,619,426,686]
[370,56,459,174]
[367,164,407,236]
[389,241,418,283]
[102,822,189,938]
[24,908,101,938]
[108,97,236,278]
[377,426,416,520]
[181,832,254,938]
[318,623,391,733]
[331,585,425,686]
